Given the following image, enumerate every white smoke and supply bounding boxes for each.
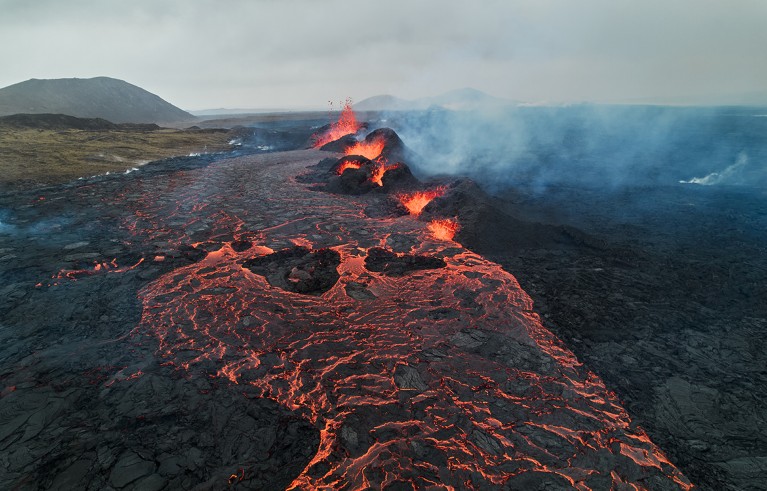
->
[680,152,749,186]
[0,218,13,234]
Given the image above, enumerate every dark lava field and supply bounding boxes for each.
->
[1,107,765,490]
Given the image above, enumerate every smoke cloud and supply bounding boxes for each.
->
[375,105,767,192]
[680,152,750,186]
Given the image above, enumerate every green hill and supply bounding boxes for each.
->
[0,77,194,123]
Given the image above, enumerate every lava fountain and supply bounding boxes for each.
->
[428,218,459,241]
[398,187,446,216]
[312,99,363,148]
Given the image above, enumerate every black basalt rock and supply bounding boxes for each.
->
[242,246,341,295]
[364,247,446,276]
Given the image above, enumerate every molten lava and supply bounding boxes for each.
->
[398,187,446,216]
[369,159,400,187]
[335,160,363,175]
[428,218,459,241]
[344,138,385,160]
[45,257,145,286]
[312,99,362,148]
[40,148,693,489]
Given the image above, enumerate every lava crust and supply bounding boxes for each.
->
[364,247,446,276]
[241,246,341,295]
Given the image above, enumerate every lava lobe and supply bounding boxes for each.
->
[241,246,341,295]
[364,247,446,276]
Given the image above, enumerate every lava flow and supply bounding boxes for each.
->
[335,159,363,175]
[369,158,400,186]
[101,147,695,490]
[43,257,145,286]
[312,99,363,148]
[398,187,446,216]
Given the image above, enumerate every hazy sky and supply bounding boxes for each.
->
[2,0,766,109]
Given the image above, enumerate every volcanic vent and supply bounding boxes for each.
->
[301,126,419,195]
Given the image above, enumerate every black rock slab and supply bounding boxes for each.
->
[364,247,446,276]
[242,246,341,295]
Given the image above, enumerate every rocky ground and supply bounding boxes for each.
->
[473,184,767,490]
[0,145,694,489]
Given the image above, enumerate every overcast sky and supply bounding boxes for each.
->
[1,0,766,110]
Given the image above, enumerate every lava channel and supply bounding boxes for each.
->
[116,149,694,490]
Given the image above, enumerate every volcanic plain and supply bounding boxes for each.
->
[0,109,764,490]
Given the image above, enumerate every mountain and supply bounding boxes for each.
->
[354,88,516,112]
[354,95,414,112]
[0,77,195,123]
[420,88,513,110]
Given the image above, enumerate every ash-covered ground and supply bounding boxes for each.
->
[0,107,764,490]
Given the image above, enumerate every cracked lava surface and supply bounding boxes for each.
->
[5,149,693,489]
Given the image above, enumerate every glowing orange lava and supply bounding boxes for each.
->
[344,138,385,160]
[46,257,145,286]
[335,160,363,175]
[428,218,459,241]
[45,149,693,490]
[398,187,446,216]
[369,159,400,187]
[312,99,362,148]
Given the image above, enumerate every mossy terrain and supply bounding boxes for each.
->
[0,122,234,190]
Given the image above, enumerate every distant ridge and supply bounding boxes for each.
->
[353,95,413,112]
[0,77,194,123]
[0,113,160,131]
[355,88,516,111]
